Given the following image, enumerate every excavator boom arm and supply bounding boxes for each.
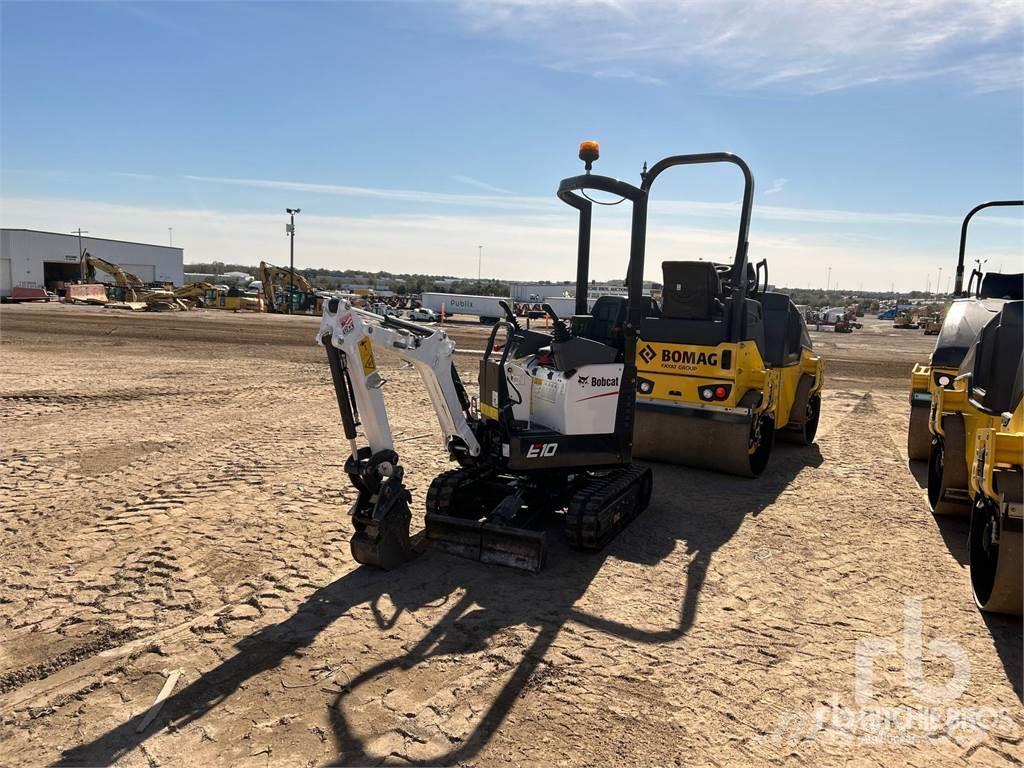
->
[258,261,316,312]
[316,297,480,459]
[81,252,145,288]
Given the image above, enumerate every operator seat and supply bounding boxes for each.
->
[662,262,724,319]
[581,296,662,349]
[969,300,1023,415]
[760,293,805,367]
[980,272,1024,301]
[638,261,733,347]
[583,296,625,347]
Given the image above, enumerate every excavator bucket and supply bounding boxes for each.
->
[424,513,547,572]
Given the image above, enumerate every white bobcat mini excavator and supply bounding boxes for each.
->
[317,141,653,572]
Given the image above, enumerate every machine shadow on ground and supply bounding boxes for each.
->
[908,458,1022,703]
[930,509,1023,703]
[58,444,822,767]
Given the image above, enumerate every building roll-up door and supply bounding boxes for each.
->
[1,258,11,298]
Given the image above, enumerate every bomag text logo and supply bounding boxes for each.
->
[639,344,656,364]
[662,349,718,366]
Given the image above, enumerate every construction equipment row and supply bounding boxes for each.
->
[68,252,310,313]
[907,199,1023,616]
[317,143,824,574]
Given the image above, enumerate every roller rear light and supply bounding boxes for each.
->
[698,383,732,402]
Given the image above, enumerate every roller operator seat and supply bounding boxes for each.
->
[661,261,724,320]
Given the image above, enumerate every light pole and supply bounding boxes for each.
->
[286,208,301,314]
[936,266,942,297]
[71,228,89,260]
[826,265,832,293]
[168,227,173,247]
[478,245,483,283]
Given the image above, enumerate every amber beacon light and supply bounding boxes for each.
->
[578,140,600,171]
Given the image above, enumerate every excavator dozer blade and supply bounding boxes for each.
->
[479,523,546,572]
[424,513,483,562]
[424,513,546,573]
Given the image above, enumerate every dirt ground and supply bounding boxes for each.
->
[0,303,1020,767]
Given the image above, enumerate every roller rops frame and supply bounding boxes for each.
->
[555,151,757,451]
[955,200,1024,298]
[560,150,755,323]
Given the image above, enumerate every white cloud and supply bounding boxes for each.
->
[588,67,665,86]
[183,174,551,212]
[455,0,1023,93]
[763,178,788,196]
[183,172,1024,229]
[452,174,516,195]
[4,194,1019,292]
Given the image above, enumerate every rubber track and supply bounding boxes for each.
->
[564,464,651,551]
[425,465,497,518]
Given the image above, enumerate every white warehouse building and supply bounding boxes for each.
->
[0,229,183,298]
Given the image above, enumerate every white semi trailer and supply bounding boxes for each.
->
[419,292,510,323]
[419,292,595,323]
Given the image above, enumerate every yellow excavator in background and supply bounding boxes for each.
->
[81,251,146,301]
[205,285,262,311]
[172,282,215,308]
[168,282,258,311]
[893,309,917,329]
[257,261,318,313]
[79,250,188,310]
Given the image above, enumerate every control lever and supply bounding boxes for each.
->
[543,303,571,343]
[498,300,521,332]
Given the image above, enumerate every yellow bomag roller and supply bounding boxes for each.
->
[631,154,824,477]
[928,302,1023,614]
[908,200,1024,461]
[929,300,1023,515]
[966,304,1023,614]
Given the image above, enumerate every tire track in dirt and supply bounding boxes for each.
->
[0,306,1019,768]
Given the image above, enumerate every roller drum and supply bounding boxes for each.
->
[633,407,773,477]
[907,404,931,462]
[970,497,1023,615]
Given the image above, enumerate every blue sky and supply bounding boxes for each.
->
[2,0,1022,290]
